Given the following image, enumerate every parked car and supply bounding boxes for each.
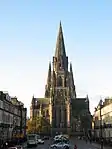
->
[37,138,44,144]
[8,146,23,149]
[43,136,49,140]
[54,135,69,141]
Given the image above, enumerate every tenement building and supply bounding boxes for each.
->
[93,98,112,142]
[0,91,27,142]
[30,22,91,135]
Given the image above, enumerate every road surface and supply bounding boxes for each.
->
[25,138,111,149]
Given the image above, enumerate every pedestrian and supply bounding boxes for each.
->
[101,138,103,147]
[89,138,92,144]
[85,137,88,143]
[74,144,77,149]
[5,142,8,149]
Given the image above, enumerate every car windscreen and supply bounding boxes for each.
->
[28,135,36,140]
[17,147,22,149]
[53,139,69,144]
[36,135,40,139]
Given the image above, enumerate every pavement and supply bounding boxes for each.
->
[22,138,112,149]
[91,142,112,149]
[70,138,112,149]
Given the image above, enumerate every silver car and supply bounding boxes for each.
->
[50,139,70,149]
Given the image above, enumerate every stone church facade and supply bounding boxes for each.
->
[30,22,91,135]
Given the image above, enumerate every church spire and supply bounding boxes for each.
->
[45,62,51,98]
[70,63,74,85]
[47,62,51,86]
[70,62,76,98]
[53,22,68,71]
[55,21,66,58]
[70,62,72,72]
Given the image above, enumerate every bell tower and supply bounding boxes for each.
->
[45,22,76,135]
[51,22,73,134]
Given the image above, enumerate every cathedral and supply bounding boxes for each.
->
[30,22,91,135]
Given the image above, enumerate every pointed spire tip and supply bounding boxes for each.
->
[59,21,62,32]
[60,20,61,23]
[70,63,72,71]
[49,61,51,70]
[55,21,66,57]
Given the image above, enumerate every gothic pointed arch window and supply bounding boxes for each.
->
[58,62,61,69]
[43,111,45,117]
[46,109,49,116]
[57,76,62,86]
[64,78,66,87]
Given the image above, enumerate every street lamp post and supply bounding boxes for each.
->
[99,99,103,149]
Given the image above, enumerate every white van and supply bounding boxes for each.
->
[27,134,38,147]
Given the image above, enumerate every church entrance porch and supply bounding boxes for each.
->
[51,127,71,136]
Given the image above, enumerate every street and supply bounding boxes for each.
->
[26,139,52,149]
[70,138,98,149]
[25,138,104,149]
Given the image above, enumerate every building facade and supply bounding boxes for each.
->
[30,22,91,135]
[93,98,112,143]
[0,91,27,142]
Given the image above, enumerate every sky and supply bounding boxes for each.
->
[0,0,112,116]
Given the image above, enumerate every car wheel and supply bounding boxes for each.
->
[64,146,69,149]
